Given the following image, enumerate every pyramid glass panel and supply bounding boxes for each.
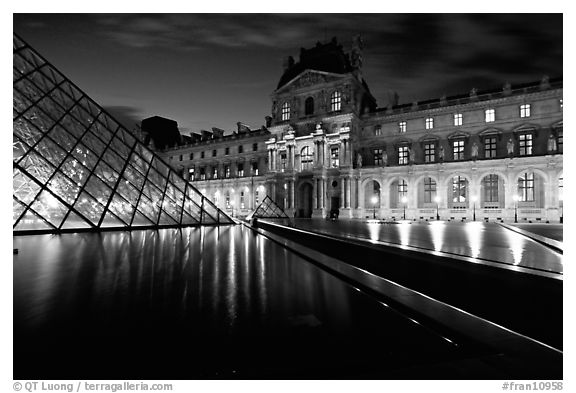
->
[248,196,289,219]
[13,34,233,234]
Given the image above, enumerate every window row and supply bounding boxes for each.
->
[368,130,562,166]
[187,162,261,181]
[171,143,259,161]
[376,104,534,135]
[281,90,342,121]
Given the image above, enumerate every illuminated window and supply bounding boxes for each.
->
[452,176,467,203]
[237,163,244,177]
[200,167,206,180]
[398,146,409,165]
[374,125,382,136]
[225,192,230,209]
[454,113,463,126]
[330,91,342,111]
[374,148,383,166]
[519,133,533,156]
[188,167,195,181]
[453,140,465,160]
[424,177,437,203]
[483,174,499,202]
[558,129,563,153]
[281,102,290,121]
[255,190,260,206]
[398,180,408,200]
[398,121,407,133]
[520,104,531,118]
[240,191,245,209]
[224,164,230,178]
[331,147,339,167]
[518,172,534,202]
[424,143,435,163]
[252,162,259,176]
[559,176,563,202]
[280,152,287,172]
[484,136,497,158]
[485,109,495,122]
[212,167,218,179]
[425,117,434,130]
[305,97,314,115]
[301,146,313,170]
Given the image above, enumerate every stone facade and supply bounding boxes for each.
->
[159,38,563,222]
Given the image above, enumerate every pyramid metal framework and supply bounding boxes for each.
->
[13,34,234,234]
[247,196,289,219]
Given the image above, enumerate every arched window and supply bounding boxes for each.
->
[281,102,290,121]
[452,176,467,202]
[518,172,534,202]
[330,91,342,112]
[424,177,437,203]
[305,97,314,115]
[301,146,313,171]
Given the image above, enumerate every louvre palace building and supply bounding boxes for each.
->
[155,37,563,223]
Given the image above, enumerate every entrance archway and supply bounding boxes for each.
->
[297,182,313,218]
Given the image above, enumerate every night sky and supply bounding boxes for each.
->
[13,14,563,135]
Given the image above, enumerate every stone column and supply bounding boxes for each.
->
[290,180,295,209]
[345,177,351,208]
[319,178,324,208]
[340,179,345,208]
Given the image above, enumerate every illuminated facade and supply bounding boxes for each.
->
[161,37,563,223]
[13,35,233,234]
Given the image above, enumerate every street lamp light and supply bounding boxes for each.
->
[471,195,478,221]
[401,196,408,220]
[513,194,519,223]
[371,195,378,219]
[434,196,440,221]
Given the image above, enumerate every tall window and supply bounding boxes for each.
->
[255,190,260,206]
[558,130,563,153]
[398,121,407,133]
[330,147,339,167]
[252,143,258,151]
[200,167,206,180]
[212,167,218,179]
[398,146,409,165]
[224,164,230,178]
[189,152,194,160]
[281,102,290,121]
[252,162,259,176]
[520,104,531,118]
[519,133,533,156]
[374,148,383,166]
[453,140,465,160]
[484,136,497,158]
[483,174,499,202]
[330,91,342,111]
[301,146,313,170]
[485,109,495,123]
[424,177,437,203]
[518,172,535,202]
[305,97,314,115]
[452,176,467,203]
[559,176,563,202]
[374,125,382,136]
[398,180,408,201]
[188,167,195,181]
[454,113,463,126]
[225,192,230,209]
[201,151,205,159]
[240,191,245,209]
[425,117,434,130]
[237,163,244,177]
[225,147,229,155]
[424,143,435,163]
[238,145,243,154]
[179,155,183,161]
[212,149,217,157]
[280,152,287,171]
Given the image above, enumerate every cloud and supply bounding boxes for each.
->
[102,105,145,130]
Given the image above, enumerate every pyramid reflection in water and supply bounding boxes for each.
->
[13,34,233,234]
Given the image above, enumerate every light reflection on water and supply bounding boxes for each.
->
[13,226,358,333]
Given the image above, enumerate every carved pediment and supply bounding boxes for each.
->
[277,70,346,92]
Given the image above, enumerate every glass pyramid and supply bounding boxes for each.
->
[247,196,289,219]
[13,34,233,234]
